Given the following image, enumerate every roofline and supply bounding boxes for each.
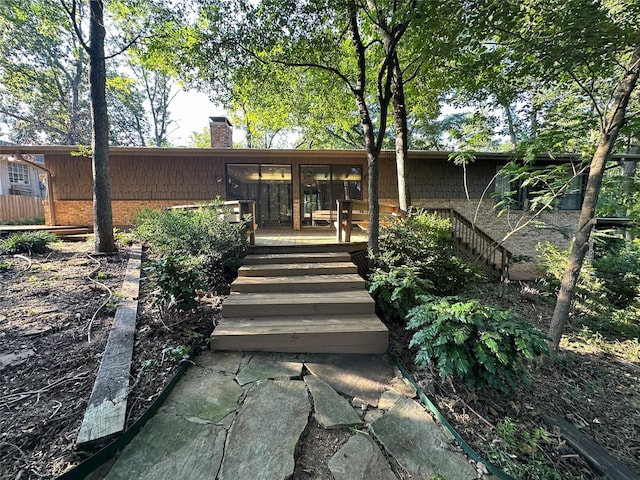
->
[2,144,640,161]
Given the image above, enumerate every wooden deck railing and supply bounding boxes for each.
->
[170,200,257,245]
[336,199,402,242]
[427,208,511,278]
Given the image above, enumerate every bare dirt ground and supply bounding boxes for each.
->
[1,241,639,480]
[0,241,216,480]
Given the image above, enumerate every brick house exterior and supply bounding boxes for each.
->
[0,141,582,277]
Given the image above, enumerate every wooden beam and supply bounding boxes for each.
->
[76,245,142,450]
[542,414,639,480]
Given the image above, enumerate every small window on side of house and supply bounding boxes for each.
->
[8,163,30,185]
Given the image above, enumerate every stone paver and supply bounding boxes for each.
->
[306,354,394,407]
[92,352,482,480]
[378,390,403,410]
[162,363,243,423]
[371,397,477,480]
[196,350,244,374]
[103,412,226,480]
[235,353,304,385]
[304,375,362,429]
[328,432,398,480]
[219,379,310,480]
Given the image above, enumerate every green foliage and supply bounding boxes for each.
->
[407,296,549,392]
[537,240,640,338]
[133,201,248,288]
[143,256,203,310]
[162,344,191,364]
[376,210,482,295]
[367,266,434,324]
[0,216,45,226]
[0,231,57,255]
[592,239,640,308]
[488,418,561,480]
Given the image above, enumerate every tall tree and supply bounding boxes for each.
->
[0,0,91,144]
[549,40,640,349]
[192,0,415,253]
[61,0,116,252]
[464,0,640,349]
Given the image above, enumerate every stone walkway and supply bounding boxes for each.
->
[89,351,488,480]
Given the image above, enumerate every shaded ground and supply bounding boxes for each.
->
[0,241,215,480]
[1,241,638,479]
[391,281,640,480]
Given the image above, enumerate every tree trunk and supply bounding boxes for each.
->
[88,0,115,253]
[548,41,640,350]
[348,3,384,256]
[392,52,409,212]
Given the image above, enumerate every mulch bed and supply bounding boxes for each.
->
[0,242,216,479]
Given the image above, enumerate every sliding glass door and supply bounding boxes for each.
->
[300,165,362,226]
[226,164,292,228]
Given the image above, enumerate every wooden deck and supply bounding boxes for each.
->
[253,227,367,246]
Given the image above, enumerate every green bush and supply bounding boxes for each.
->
[142,256,204,310]
[0,216,45,226]
[132,201,249,292]
[377,210,482,295]
[367,266,434,324]
[592,239,640,308]
[407,296,549,392]
[0,231,57,254]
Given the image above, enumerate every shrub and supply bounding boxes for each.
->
[407,296,549,392]
[0,231,57,255]
[132,201,249,292]
[592,239,640,308]
[377,210,482,295]
[367,266,434,324]
[142,256,204,310]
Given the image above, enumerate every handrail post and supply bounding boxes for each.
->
[336,199,344,242]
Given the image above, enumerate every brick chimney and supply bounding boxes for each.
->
[209,116,233,148]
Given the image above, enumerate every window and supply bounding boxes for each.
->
[495,166,584,211]
[300,165,362,226]
[8,163,30,185]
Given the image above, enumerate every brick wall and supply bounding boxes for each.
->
[410,198,579,278]
[49,199,206,227]
[377,155,580,278]
[209,117,233,148]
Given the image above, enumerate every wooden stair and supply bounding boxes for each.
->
[211,248,388,354]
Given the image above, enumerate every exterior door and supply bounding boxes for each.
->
[300,165,363,226]
[226,164,292,228]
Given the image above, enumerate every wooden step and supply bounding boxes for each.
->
[248,243,367,255]
[231,274,365,293]
[222,291,375,317]
[238,262,357,277]
[211,315,388,354]
[243,252,352,265]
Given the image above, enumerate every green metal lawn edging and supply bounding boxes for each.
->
[391,352,516,480]
[57,358,193,480]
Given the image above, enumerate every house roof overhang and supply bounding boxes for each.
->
[2,145,640,163]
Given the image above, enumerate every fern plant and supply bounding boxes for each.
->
[407,296,549,392]
[367,266,434,324]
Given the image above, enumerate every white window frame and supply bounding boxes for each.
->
[8,162,30,185]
